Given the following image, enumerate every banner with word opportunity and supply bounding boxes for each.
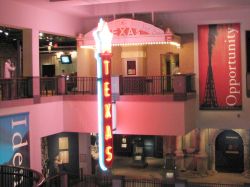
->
[198,23,241,110]
[0,112,30,167]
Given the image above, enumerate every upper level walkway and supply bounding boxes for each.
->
[0,74,195,103]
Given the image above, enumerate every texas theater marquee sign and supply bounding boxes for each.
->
[78,18,181,47]
[198,23,241,110]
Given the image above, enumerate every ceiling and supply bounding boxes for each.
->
[0,26,22,44]
[11,0,250,18]
[39,33,76,53]
[4,0,250,53]
[0,27,76,53]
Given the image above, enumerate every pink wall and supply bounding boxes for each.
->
[0,98,64,172]
[63,96,98,133]
[0,95,194,172]
[115,96,189,135]
[0,0,84,36]
[62,95,194,135]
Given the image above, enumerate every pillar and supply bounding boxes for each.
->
[24,28,42,172]
[79,133,92,175]
[165,136,173,154]
[190,129,199,151]
[184,132,191,150]
[243,130,249,173]
[195,128,208,174]
[175,136,185,171]
[23,28,40,97]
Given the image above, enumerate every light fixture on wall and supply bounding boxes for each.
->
[39,32,44,38]
[56,51,64,59]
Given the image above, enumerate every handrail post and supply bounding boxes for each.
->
[60,173,68,187]
[58,76,66,95]
[119,75,123,95]
[33,76,40,98]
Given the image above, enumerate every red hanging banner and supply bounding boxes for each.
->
[198,23,241,110]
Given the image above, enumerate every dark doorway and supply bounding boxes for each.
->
[113,135,163,158]
[161,53,179,92]
[215,130,244,173]
[42,64,55,77]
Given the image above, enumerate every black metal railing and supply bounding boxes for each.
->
[119,74,195,95]
[40,76,97,96]
[124,178,173,187]
[0,167,247,187]
[75,175,249,187]
[40,77,59,96]
[65,76,97,95]
[185,73,196,93]
[0,165,45,187]
[73,174,175,187]
[42,173,68,187]
[120,76,173,95]
[187,183,244,187]
[0,77,33,101]
[0,74,195,100]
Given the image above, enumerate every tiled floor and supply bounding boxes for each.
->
[111,156,250,185]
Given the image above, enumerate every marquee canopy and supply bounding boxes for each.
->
[77,18,181,48]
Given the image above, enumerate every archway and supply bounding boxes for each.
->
[215,130,244,173]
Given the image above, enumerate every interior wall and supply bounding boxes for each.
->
[179,33,194,74]
[111,46,122,76]
[77,48,96,77]
[120,46,146,76]
[78,133,92,175]
[40,52,77,76]
[146,44,180,75]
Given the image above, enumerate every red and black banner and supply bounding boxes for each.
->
[198,23,241,110]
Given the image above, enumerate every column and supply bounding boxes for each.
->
[243,129,250,174]
[24,28,41,172]
[175,135,185,171]
[185,130,196,171]
[166,136,173,154]
[195,128,208,174]
[190,129,199,151]
[23,28,40,98]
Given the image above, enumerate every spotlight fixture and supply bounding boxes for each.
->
[0,30,3,33]
[4,32,9,36]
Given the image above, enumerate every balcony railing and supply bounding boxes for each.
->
[0,165,45,187]
[0,74,195,101]
[0,77,33,100]
[40,76,97,96]
[120,75,195,95]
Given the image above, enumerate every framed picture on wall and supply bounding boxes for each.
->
[127,60,136,75]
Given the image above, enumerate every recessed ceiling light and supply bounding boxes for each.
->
[0,30,3,33]
[4,32,9,36]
